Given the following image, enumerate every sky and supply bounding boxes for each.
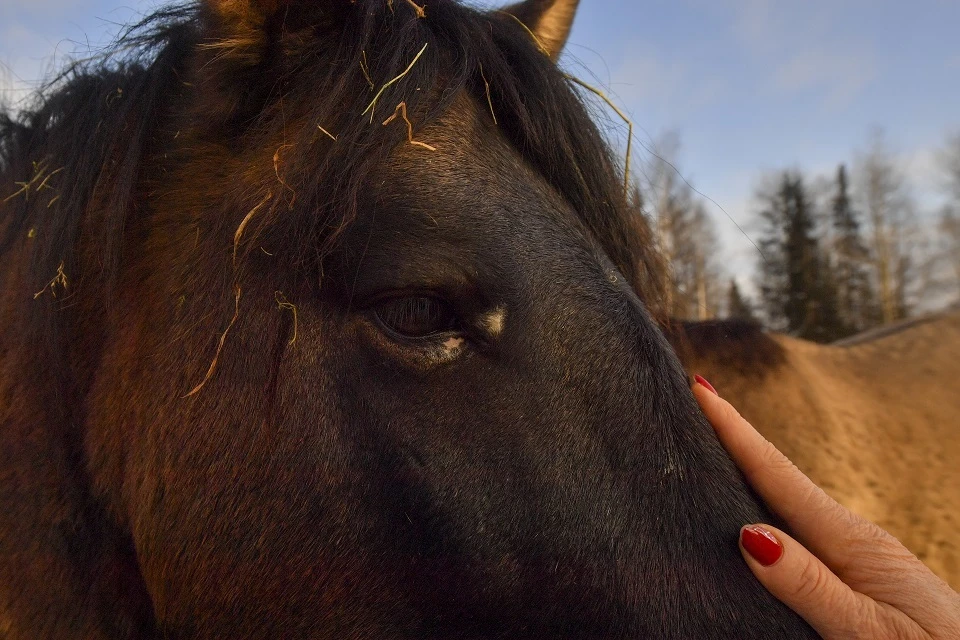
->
[2,0,959,289]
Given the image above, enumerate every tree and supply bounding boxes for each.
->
[726,279,756,321]
[939,131,960,204]
[755,171,845,342]
[854,130,917,323]
[937,133,960,304]
[830,164,878,332]
[938,209,960,305]
[645,132,724,320]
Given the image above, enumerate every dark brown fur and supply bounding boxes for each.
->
[1,2,818,638]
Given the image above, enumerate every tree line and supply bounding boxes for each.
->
[640,129,960,342]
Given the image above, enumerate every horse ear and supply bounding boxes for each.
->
[502,0,580,62]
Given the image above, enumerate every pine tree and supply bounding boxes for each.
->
[756,172,845,342]
[831,164,877,333]
[726,279,756,321]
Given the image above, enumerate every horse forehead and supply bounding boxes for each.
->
[378,95,574,231]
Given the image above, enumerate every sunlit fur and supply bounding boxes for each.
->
[2,2,818,638]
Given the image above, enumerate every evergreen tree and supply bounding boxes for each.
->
[756,172,845,342]
[831,164,877,333]
[726,279,756,321]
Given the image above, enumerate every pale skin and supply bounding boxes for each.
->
[692,381,960,640]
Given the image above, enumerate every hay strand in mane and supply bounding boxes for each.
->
[361,42,429,122]
[275,291,298,346]
[360,50,375,89]
[495,11,633,198]
[479,63,497,125]
[316,124,337,141]
[184,284,241,398]
[33,261,68,299]
[273,145,296,206]
[382,102,436,151]
[496,11,549,57]
[233,191,274,265]
[386,0,426,17]
[562,75,632,199]
[3,161,64,203]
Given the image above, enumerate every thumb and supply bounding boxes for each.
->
[738,524,879,639]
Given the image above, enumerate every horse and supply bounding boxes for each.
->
[668,312,960,590]
[0,1,821,637]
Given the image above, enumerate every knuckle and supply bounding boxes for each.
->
[792,554,832,604]
[756,436,792,474]
[720,400,745,424]
[850,600,921,640]
[839,518,913,575]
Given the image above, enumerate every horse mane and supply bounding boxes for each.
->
[1,0,666,321]
[663,318,786,376]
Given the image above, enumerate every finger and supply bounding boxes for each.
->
[737,523,905,640]
[692,383,852,559]
[694,382,960,626]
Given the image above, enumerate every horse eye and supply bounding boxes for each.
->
[373,296,458,339]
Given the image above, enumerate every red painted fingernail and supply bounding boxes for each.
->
[694,374,718,396]
[740,525,783,566]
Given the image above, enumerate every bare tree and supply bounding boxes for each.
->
[644,132,724,320]
[938,210,960,304]
[854,129,917,323]
[940,131,960,204]
[937,133,960,304]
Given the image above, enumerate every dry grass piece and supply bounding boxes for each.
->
[317,124,337,141]
[273,145,297,207]
[184,285,242,398]
[405,0,426,17]
[275,291,299,346]
[4,161,64,203]
[495,12,632,197]
[382,102,437,151]
[388,0,426,17]
[361,42,429,122]
[233,191,274,265]
[497,11,549,57]
[33,261,68,299]
[360,50,375,89]
[562,74,633,199]
[479,63,497,125]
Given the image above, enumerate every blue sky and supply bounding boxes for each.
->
[3,0,959,285]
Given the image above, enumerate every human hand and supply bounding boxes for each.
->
[692,375,960,639]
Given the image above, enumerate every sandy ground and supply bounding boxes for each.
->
[693,311,960,589]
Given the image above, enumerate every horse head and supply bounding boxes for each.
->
[0,0,817,637]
